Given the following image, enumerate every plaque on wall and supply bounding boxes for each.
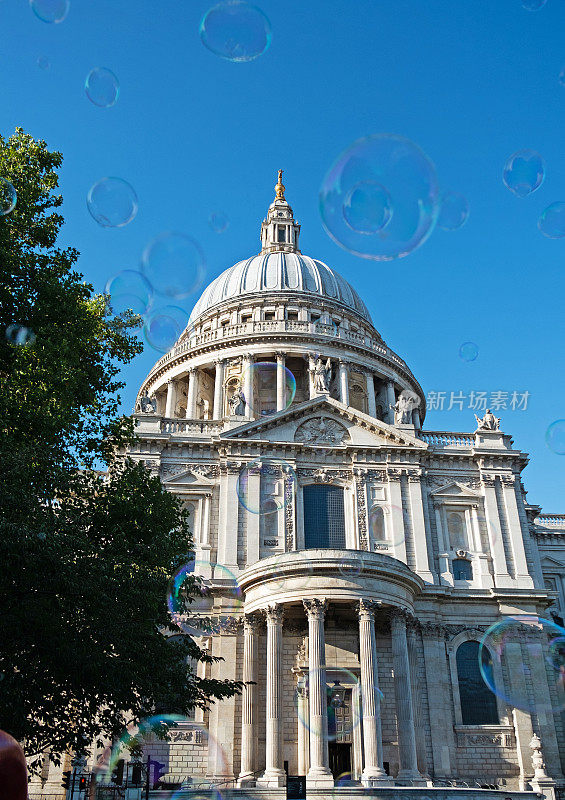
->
[287,775,306,800]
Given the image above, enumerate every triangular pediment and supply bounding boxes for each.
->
[161,464,217,484]
[540,556,565,569]
[220,396,428,449]
[430,481,481,498]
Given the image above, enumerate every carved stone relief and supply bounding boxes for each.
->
[294,416,350,445]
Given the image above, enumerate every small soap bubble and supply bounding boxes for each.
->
[437,192,469,231]
[85,67,119,108]
[105,270,153,321]
[241,361,296,416]
[320,134,439,261]
[479,616,565,714]
[342,180,392,235]
[30,0,69,23]
[141,232,206,300]
[546,420,565,455]
[459,341,479,362]
[559,67,565,86]
[37,55,50,70]
[522,0,546,9]
[209,211,229,233]
[503,150,545,197]
[6,324,35,346]
[538,202,565,239]
[167,559,243,638]
[0,178,17,216]
[144,306,189,353]
[236,458,296,516]
[338,553,366,578]
[270,553,314,591]
[87,177,138,228]
[200,1,272,62]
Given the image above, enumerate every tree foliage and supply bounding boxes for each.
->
[0,129,240,772]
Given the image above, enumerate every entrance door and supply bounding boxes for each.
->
[328,742,351,779]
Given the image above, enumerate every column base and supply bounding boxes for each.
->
[306,768,334,788]
[257,769,286,788]
[237,772,256,788]
[395,769,427,786]
[361,768,394,787]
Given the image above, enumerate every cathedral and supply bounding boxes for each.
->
[32,174,565,798]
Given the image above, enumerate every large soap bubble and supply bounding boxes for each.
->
[200,1,272,62]
[87,177,138,228]
[479,615,565,715]
[503,150,545,197]
[141,232,206,300]
[0,178,17,216]
[319,134,439,260]
[30,0,69,23]
[546,420,565,455]
[538,202,565,239]
[144,306,189,353]
[85,67,119,108]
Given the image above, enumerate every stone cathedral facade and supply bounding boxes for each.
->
[31,175,565,798]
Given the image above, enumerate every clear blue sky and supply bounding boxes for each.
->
[2,0,564,510]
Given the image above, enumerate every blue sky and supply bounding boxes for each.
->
[2,0,565,509]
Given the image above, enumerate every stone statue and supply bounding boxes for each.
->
[138,394,157,413]
[197,397,210,420]
[228,383,246,416]
[394,391,419,425]
[475,408,500,431]
[313,357,332,393]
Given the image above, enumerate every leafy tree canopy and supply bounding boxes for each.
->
[0,129,240,773]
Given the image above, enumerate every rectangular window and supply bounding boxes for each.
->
[303,484,346,549]
[264,311,275,321]
[277,226,286,243]
[287,311,299,321]
[241,314,252,323]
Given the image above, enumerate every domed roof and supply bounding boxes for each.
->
[188,252,372,323]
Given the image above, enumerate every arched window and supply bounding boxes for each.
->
[452,558,473,581]
[303,484,346,549]
[370,506,386,541]
[456,641,499,725]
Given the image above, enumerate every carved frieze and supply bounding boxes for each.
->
[285,476,295,550]
[354,474,368,551]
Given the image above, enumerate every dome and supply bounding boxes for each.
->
[188,252,373,323]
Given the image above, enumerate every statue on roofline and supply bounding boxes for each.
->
[474,408,500,431]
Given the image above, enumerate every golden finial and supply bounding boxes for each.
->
[275,169,285,200]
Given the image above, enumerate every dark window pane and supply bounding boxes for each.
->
[303,485,346,549]
[456,641,499,725]
[453,558,473,580]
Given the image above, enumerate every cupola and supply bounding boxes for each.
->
[260,170,301,254]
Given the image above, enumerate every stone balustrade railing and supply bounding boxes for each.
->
[536,514,565,526]
[144,319,411,381]
[161,419,224,435]
[419,431,474,447]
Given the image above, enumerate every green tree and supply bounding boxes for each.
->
[0,129,240,773]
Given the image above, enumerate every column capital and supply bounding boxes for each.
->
[357,599,381,621]
[339,359,349,367]
[214,358,225,367]
[264,603,284,625]
[389,607,411,630]
[243,612,262,634]
[275,351,285,362]
[187,366,196,375]
[303,598,328,620]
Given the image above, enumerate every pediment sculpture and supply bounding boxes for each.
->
[294,416,349,445]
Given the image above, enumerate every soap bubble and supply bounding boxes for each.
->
[30,0,69,23]
[479,615,565,714]
[104,270,153,321]
[0,178,17,215]
[522,0,546,9]
[437,192,469,231]
[270,553,314,590]
[369,504,404,549]
[144,306,189,353]
[559,67,565,86]
[342,181,392,234]
[338,552,366,578]
[85,67,119,108]
[459,341,479,362]
[209,211,229,233]
[6,324,35,346]
[87,177,138,228]
[236,458,296,516]
[241,361,296,416]
[320,134,439,260]
[141,232,206,300]
[546,420,565,455]
[200,1,272,62]
[503,150,545,197]
[37,55,50,70]
[167,559,243,637]
[296,668,361,742]
[538,202,565,239]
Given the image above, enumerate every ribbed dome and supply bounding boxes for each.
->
[188,252,373,323]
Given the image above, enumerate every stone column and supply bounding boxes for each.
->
[412,407,421,429]
[365,371,377,418]
[296,674,310,776]
[243,356,254,419]
[500,475,534,585]
[213,359,225,419]
[481,475,512,587]
[339,360,349,406]
[276,352,286,411]
[421,623,454,778]
[165,379,176,418]
[407,624,428,777]
[390,610,423,784]
[303,599,333,788]
[239,614,261,786]
[385,380,396,424]
[407,473,434,582]
[357,600,391,786]
[258,604,286,787]
[185,368,198,419]
[307,354,316,399]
